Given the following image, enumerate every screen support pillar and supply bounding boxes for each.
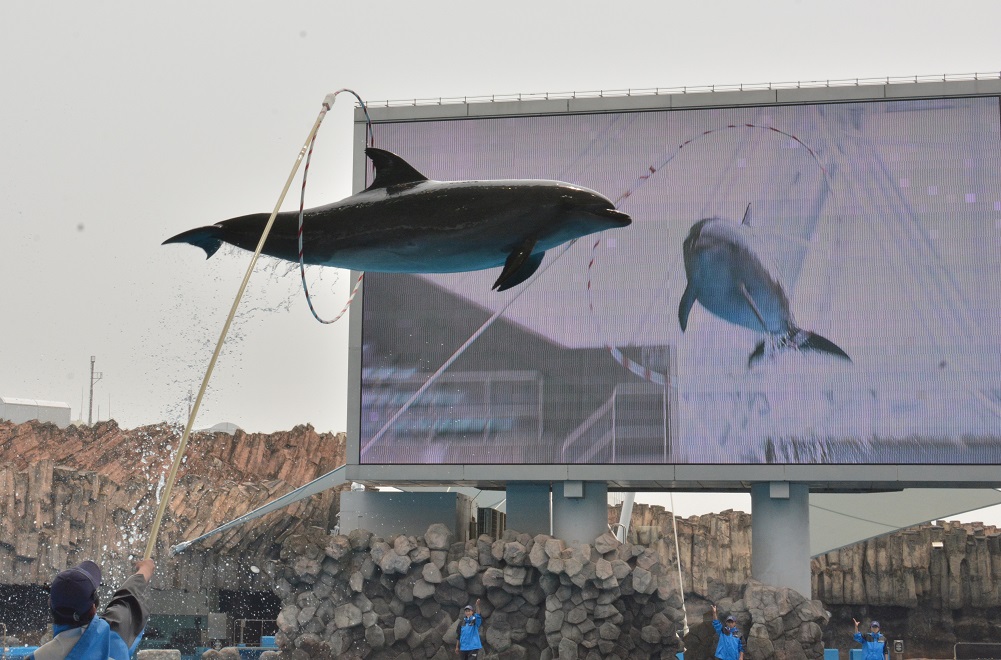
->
[552,481,608,543]
[505,483,552,536]
[751,482,811,596]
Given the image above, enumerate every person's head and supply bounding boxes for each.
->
[725,615,737,630]
[49,561,101,627]
[464,605,474,617]
[870,621,880,633]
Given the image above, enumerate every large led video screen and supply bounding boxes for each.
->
[358,96,1001,466]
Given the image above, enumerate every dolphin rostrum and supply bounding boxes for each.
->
[164,148,631,291]
[678,204,851,366]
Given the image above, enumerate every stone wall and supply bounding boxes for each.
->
[682,580,828,660]
[0,419,345,496]
[0,420,345,592]
[614,502,1001,658]
[269,524,831,660]
[813,520,1001,608]
[614,503,754,596]
[814,520,1001,657]
[5,420,1001,658]
[272,524,689,660]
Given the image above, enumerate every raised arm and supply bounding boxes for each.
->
[103,560,156,649]
[135,559,154,583]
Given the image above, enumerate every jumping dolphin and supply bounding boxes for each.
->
[678,205,851,366]
[164,148,631,291]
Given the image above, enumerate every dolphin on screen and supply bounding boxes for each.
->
[163,147,631,291]
[678,204,851,367]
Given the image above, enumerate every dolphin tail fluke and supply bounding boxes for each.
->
[162,226,224,259]
[796,330,852,362]
[749,329,852,367]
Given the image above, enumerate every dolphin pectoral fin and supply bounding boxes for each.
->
[162,226,223,259]
[678,282,697,332]
[739,283,769,332]
[494,252,544,292]
[749,341,767,367]
[795,330,852,363]
[493,238,540,291]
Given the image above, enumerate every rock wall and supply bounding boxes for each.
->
[614,503,754,596]
[0,420,345,591]
[5,420,1001,658]
[269,524,830,660]
[0,419,345,493]
[813,520,1001,608]
[615,502,1001,658]
[814,520,1001,657]
[683,580,828,660]
[272,525,689,660]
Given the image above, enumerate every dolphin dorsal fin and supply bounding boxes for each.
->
[365,147,429,190]
[741,203,753,226]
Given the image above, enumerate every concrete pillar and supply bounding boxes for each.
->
[505,483,552,536]
[751,482,811,596]
[551,481,608,543]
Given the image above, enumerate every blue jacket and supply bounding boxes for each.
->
[854,632,887,660]
[29,617,143,660]
[458,613,483,651]
[30,573,149,660]
[713,619,744,660]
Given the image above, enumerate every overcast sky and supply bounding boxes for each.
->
[3,1,1000,522]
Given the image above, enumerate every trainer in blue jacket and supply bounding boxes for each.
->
[853,618,889,660]
[30,559,154,660]
[455,597,483,659]
[711,605,745,660]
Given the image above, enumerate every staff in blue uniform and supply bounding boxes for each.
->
[853,618,889,660]
[455,598,483,659]
[30,559,154,660]
[711,605,745,660]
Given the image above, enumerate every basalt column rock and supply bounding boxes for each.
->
[617,502,1001,660]
[0,420,346,593]
[682,580,828,660]
[813,520,1001,658]
[273,525,688,659]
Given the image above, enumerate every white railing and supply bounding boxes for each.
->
[954,642,1001,660]
[560,395,615,463]
[368,71,1001,108]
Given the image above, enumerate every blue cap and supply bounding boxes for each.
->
[50,561,101,621]
[870,621,880,628]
